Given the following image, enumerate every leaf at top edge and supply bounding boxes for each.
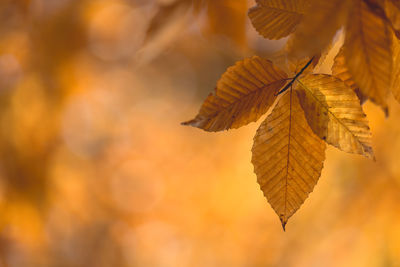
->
[248,0,309,40]
[332,47,368,105]
[343,0,392,112]
[182,56,288,132]
[296,74,374,159]
[252,88,326,230]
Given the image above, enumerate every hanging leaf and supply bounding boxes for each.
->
[343,0,392,112]
[332,47,367,104]
[252,89,326,230]
[248,0,309,40]
[182,56,288,131]
[297,74,374,159]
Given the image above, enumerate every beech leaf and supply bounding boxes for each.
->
[297,74,374,159]
[182,56,288,131]
[252,89,326,230]
[343,0,392,112]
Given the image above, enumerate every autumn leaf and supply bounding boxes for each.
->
[182,56,288,131]
[343,0,392,112]
[252,88,326,230]
[296,74,374,159]
[332,47,367,104]
[248,0,309,40]
[287,0,351,58]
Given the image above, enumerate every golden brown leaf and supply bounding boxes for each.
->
[332,47,367,104]
[297,74,374,159]
[252,89,326,230]
[248,0,309,40]
[343,0,392,111]
[287,0,351,58]
[182,56,288,131]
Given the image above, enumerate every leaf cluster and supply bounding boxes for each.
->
[182,0,400,230]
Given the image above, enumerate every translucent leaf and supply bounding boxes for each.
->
[343,0,392,112]
[297,74,374,159]
[182,56,288,131]
[252,89,326,230]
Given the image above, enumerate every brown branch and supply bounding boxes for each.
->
[276,57,315,95]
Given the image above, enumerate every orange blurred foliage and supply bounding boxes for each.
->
[0,0,398,266]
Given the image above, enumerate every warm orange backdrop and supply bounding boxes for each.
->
[0,0,398,266]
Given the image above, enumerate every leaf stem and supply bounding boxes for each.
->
[276,57,315,95]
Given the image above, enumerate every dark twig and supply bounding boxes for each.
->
[276,57,315,95]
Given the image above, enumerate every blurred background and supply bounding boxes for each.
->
[0,0,399,266]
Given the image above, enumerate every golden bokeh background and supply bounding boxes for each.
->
[0,0,399,266]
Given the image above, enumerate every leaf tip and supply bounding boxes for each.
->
[280,218,287,232]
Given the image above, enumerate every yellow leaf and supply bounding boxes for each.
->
[332,47,368,105]
[252,88,326,230]
[343,0,392,111]
[297,74,374,159]
[248,0,309,40]
[182,56,288,131]
[287,0,351,58]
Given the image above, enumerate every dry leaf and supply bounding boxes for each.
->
[287,0,351,58]
[182,56,288,131]
[297,74,374,159]
[248,0,309,40]
[252,89,326,230]
[343,0,392,112]
[332,47,367,104]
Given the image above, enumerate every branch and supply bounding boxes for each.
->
[276,57,315,95]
